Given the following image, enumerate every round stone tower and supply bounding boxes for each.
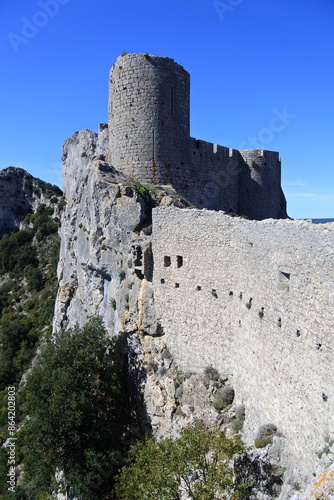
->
[108,53,190,183]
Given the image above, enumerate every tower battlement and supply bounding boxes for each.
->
[107,53,287,219]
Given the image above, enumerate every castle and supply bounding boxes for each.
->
[54,53,334,498]
[108,52,287,219]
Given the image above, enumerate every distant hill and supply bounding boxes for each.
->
[311,218,334,224]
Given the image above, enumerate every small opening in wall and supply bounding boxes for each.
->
[278,271,291,291]
[134,246,143,267]
[197,285,202,291]
[296,329,301,337]
[229,291,233,296]
[177,255,183,268]
[246,298,253,309]
[144,245,153,282]
[175,283,179,288]
[164,256,171,267]
[161,278,165,284]
[211,289,218,298]
[277,317,282,328]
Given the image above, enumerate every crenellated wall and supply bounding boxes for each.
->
[152,206,334,485]
[107,53,287,220]
[239,149,286,219]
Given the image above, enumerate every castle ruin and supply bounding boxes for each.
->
[55,53,334,498]
[108,53,287,219]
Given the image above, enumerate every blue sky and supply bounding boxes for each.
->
[1,0,333,219]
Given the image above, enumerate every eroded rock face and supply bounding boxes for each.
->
[0,166,63,234]
[54,128,155,334]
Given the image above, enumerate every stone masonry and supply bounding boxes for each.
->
[152,206,334,492]
[108,53,287,220]
[52,53,334,498]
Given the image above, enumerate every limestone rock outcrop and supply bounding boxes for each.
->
[0,167,63,234]
[54,126,188,334]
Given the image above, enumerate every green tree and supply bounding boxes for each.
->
[23,317,132,499]
[115,420,244,500]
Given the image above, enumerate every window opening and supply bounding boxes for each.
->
[134,246,143,267]
[164,256,171,267]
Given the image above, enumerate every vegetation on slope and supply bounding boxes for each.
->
[0,204,59,389]
[115,420,247,500]
[0,202,61,498]
[19,317,132,500]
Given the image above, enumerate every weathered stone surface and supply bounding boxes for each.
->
[53,127,187,335]
[53,140,334,497]
[51,56,334,500]
[0,166,63,234]
[152,206,334,497]
[107,53,287,219]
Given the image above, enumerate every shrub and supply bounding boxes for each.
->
[254,436,273,448]
[204,365,220,381]
[136,184,150,200]
[110,298,116,310]
[23,317,132,499]
[214,386,235,412]
[25,266,44,292]
[254,423,278,448]
[115,420,244,499]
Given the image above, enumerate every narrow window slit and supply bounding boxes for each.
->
[164,256,171,267]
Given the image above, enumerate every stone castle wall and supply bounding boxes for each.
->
[55,127,334,496]
[152,206,334,481]
[107,53,287,220]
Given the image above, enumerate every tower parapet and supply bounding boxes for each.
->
[239,149,286,219]
[107,52,287,219]
[108,53,190,184]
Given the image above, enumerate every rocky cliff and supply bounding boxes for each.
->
[0,167,63,235]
